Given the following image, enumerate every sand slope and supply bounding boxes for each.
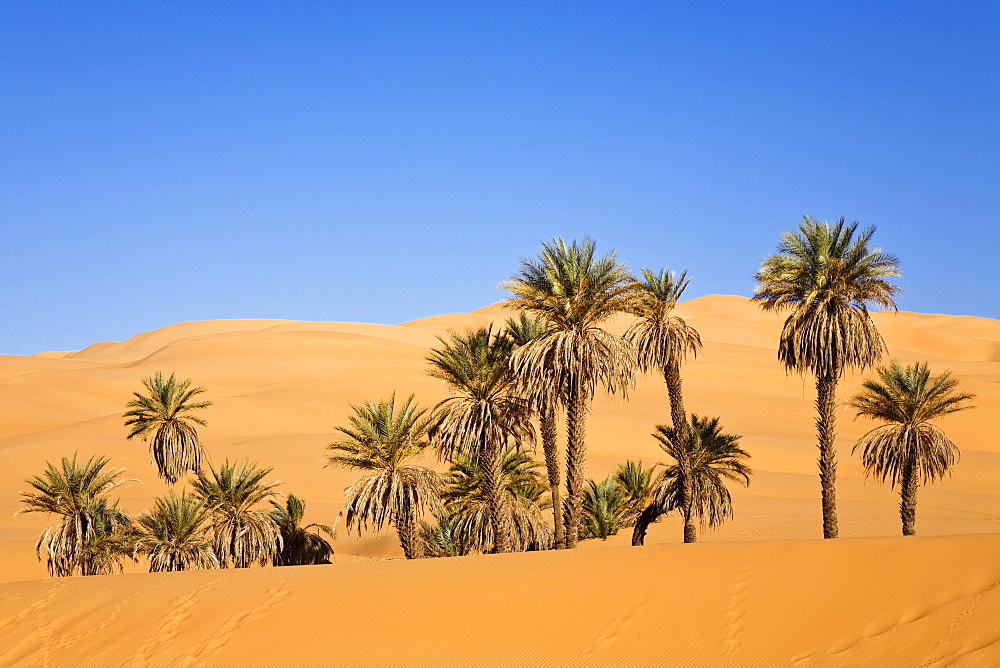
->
[1,534,999,665]
[1,295,998,664]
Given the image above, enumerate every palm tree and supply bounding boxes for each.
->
[648,415,752,543]
[442,441,553,553]
[849,361,975,535]
[123,372,212,484]
[134,491,220,572]
[327,394,441,559]
[504,313,564,548]
[191,459,282,568]
[268,494,334,566]
[626,269,702,546]
[580,476,632,540]
[753,217,900,538]
[427,327,534,553]
[614,459,660,525]
[76,498,135,576]
[17,454,133,576]
[503,236,636,548]
[420,508,467,558]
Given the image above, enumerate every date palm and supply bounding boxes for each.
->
[503,236,636,548]
[850,361,974,535]
[427,327,534,553]
[614,459,660,525]
[504,313,564,548]
[17,453,133,576]
[327,394,441,559]
[650,415,752,543]
[580,476,632,540]
[442,441,552,553]
[626,269,702,546]
[191,459,282,568]
[123,372,212,484]
[753,217,900,538]
[268,494,334,566]
[134,491,219,572]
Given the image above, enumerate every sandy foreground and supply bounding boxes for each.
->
[1,295,998,664]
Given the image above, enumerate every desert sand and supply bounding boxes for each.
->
[1,295,998,664]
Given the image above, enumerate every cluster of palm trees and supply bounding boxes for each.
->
[18,374,332,576]
[19,218,978,575]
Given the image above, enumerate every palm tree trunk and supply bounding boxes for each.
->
[395,508,422,559]
[539,399,563,549]
[900,460,919,536]
[631,503,661,546]
[562,380,587,549]
[815,370,840,539]
[482,438,512,553]
[682,508,697,543]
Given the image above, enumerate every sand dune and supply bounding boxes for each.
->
[1,295,998,664]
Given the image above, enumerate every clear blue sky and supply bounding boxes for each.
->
[2,2,997,355]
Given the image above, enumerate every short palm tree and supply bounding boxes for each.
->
[649,415,752,543]
[420,507,466,558]
[134,491,220,572]
[580,476,632,540]
[753,217,900,538]
[850,361,975,535]
[123,372,212,484]
[427,327,534,553]
[191,459,282,568]
[614,459,660,525]
[503,236,636,548]
[17,454,133,576]
[442,441,552,553]
[76,499,135,576]
[268,494,334,566]
[626,269,702,546]
[504,313,564,548]
[327,394,441,559]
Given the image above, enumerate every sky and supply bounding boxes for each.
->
[1,2,998,355]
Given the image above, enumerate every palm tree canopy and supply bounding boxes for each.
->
[653,415,752,528]
[328,394,442,535]
[134,491,219,572]
[123,371,212,483]
[268,494,334,566]
[580,476,632,540]
[626,268,702,371]
[850,360,974,487]
[613,459,660,519]
[426,327,534,460]
[503,313,552,347]
[442,442,552,552]
[191,458,282,568]
[753,217,901,377]
[18,453,134,576]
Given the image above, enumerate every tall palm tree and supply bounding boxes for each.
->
[626,269,702,546]
[504,313,564,548]
[753,217,900,538]
[327,394,441,559]
[649,415,752,543]
[503,236,636,548]
[123,372,212,484]
[268,494,334,566]
[191,459,282,568]
[134,491,220,572]
[442,441,552,553]
[427,327,534,553]
[849,361,975,535]
[17,454,133,576]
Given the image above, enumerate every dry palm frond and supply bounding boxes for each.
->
[191,459,281,568]
[653,416,752,529]
[268,494,334,566]
[123,371,212,484]
[18,453,133,577]
[850,361,974,488]
[134,491,219,572]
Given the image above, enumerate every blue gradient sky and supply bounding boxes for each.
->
[2,2,998,355]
